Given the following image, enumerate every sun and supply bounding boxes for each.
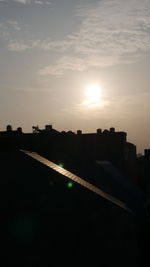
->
[84,83,102,107]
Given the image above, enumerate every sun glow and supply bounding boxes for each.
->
[83,84,102,107]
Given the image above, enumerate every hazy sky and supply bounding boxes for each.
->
[0,0,150,152]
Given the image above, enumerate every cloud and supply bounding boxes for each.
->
[37,55,122,76]
[34,0,51,4]
[38,0,150,75]
[8,38,71,52]
[0,20,21,38]
[75,0,150,54]
[38,56,87,75]
[8,0,150,74]
[34,0,43,4]
[7,20,21,31]
[14,0,29,3]
[1,0,51,4]
[8,40,30,51]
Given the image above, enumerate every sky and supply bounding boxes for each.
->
[0,0,150,153]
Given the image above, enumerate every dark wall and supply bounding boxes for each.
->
[0,151,139,266]
[0,129,136,181]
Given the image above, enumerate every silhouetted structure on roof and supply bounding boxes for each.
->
[6,124,12,132]
[0,125,149,266]
[0,124,137,182]
[16,127,22,133]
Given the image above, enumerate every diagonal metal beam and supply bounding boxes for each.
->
[21,150,133,214]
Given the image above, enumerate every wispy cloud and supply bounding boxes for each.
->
[7,0,150,74]
[38,56,87,75]
[1,0,51,4]
[0,20,21,38]
[8,38,71,52]
[8,40,30,51]
[7,20,21,31]
[14,0,28,3]
[38,0,150,74]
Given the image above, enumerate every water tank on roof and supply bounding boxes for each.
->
[110,127,115,133]
[97,128,102,134]
[103,129,109,134]
[17,127,22,133]
[6,125,12,132]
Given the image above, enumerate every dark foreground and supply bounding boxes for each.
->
[0,151,148,266]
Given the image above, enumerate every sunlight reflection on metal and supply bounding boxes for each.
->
[21,150,133,214]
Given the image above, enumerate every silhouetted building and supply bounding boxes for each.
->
[137,149,150,198]
[0,126,149,266]
[144,149,150,161]
[0,125,137,182]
